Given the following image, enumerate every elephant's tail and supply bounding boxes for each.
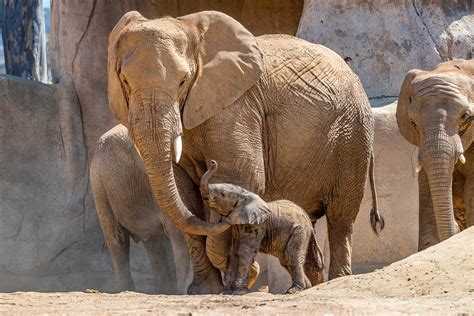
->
[369,152,385,234]
[304,231,324,286]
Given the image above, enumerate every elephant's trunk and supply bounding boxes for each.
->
[128,98,228,236]
[200,160,218,201]
[419,130,458,242]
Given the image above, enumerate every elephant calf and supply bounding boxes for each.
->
[200,161,324,295]
[90,125,194,294]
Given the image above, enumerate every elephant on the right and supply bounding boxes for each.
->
[396,59,474,250]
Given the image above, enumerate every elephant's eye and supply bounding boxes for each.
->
[179,79,186,88]
[411,120,418,130]
[460,113,471,124]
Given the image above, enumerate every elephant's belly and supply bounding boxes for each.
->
[262,106,334,213]
[113,196,164,241]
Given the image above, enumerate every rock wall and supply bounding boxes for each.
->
[0,75,164,292]
[297,0,473,99]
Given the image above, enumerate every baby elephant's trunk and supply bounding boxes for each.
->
[304,232,325,286]
[200,160,218,200]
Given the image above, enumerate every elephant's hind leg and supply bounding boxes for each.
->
[143,231,178,294]
[284,226,310,293]
[326,216,353,279]
[326,182,364,279]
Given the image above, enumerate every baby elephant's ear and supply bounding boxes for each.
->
[227,196,271,225]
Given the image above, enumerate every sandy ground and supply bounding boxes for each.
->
[1,227,473,315]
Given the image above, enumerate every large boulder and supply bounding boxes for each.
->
[297,1,473,99]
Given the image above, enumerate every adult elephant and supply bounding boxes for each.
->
[107,10,382,293]
[397,59,474,250]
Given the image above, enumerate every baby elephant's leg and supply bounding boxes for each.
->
[232,225,265,295]
[284,226,311,294]
[223,228,240,295]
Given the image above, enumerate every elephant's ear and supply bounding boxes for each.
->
[396,69,424,146]
[178,11,264,130]
[108,11,147,125]
[226,195,271,225]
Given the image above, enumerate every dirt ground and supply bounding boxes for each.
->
[1,228,473,315]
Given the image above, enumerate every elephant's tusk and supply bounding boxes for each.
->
[173,135,182,163]
[414,147,422,173]
[134,144,143,160]
[415,160,422,173]
[459,154,466,164]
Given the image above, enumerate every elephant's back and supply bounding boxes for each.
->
[256,34,371,115]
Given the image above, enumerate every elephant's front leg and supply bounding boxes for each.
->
[222,229,239,295]
[232,225,264,295]
[184,233,223,295]
[418,169,440,250]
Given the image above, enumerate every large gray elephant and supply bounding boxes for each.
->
[107,10,383,293]
[396,59,474,250]
[90,124,193,293]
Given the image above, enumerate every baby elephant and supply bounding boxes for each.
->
[200,160,324,295]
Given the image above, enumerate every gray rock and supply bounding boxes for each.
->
[297,1,473,98]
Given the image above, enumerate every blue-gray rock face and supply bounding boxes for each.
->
[297,1,473,99]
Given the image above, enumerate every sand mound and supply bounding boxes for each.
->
[0,227,473,315]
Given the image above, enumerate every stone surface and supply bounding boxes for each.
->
[0,75,158,292]
[297,0,473,99]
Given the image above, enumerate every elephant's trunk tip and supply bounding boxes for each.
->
[200,160,218,199]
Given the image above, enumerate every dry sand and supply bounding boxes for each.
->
[0,227,473,315]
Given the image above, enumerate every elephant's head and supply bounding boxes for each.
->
[396,59,474,242]
[107,11,263,235]
[200,160,271,225]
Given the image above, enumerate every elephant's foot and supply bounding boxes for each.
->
[223,287,233,295]
[232,287,249,295]
[116,277,136,293]
[187,267,223,295]
[285,284,305,294]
